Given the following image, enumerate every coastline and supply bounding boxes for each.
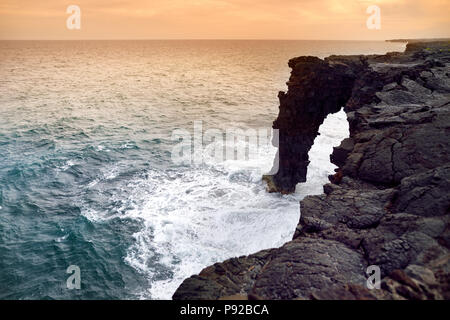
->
[173,40,450,300]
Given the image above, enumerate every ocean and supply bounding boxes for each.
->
[0,40,405,299]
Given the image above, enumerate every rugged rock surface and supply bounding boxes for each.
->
[262,56,362,193]
[173,41,450,300]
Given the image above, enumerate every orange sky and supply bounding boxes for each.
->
[0,0,449,40]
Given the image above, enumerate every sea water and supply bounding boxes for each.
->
[0,40,405,299]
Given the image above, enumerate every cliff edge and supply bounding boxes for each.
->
[173,41,450,300]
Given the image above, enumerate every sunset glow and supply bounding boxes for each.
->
[0,0,449,40]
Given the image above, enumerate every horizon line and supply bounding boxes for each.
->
[0,37,448,41]
[0,38,404,41]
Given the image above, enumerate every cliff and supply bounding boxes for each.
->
[173,41,450,300]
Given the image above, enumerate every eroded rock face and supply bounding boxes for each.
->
[249,238,367,300]
[263,56,364,193]
[173,41,450,300]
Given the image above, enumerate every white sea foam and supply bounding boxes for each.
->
[59,160,75,171]
[297,109,349,198]
[121,110,349,299]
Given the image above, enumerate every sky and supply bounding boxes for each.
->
[0,0,449,40]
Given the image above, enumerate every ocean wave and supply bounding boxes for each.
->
[80,110,349,299]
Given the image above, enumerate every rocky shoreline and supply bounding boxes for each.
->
[173,41,450,300]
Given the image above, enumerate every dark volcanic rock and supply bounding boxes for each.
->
[249,238,367,300]
[172,249,275,300]
[173,41,450,300]
[263,56,364,193]
[393,164,450,217]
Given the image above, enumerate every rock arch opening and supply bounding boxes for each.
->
[263,56,362,194]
